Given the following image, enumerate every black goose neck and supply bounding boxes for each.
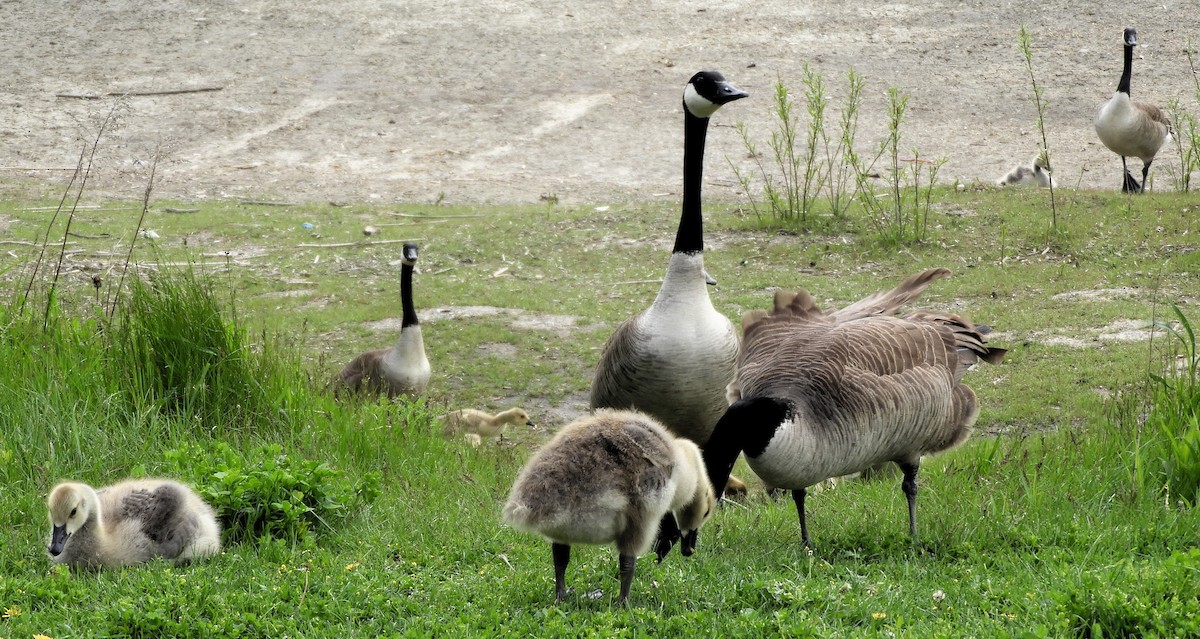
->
[401,263,418,328]
[672,109,711,255]
[1117,42,1133,95]
[702,397,791,498]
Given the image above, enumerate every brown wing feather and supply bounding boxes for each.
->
[334,349,388,395]
[830,268,951,321]
[1135,101,1173,132]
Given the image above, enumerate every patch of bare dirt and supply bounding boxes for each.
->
[367,305,587,337]
[476,342,519,358]
[993,318,1163,349]
[1,1,1195,206]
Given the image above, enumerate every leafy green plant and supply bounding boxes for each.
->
[730,68,863,227]
[1145,305,1200,506]
[848,87,945,245]
[1166,38,1200,192]
[166,442,381,545]
[828,67,865,218]
[1165,100,1199,192]
[1018,24,1059,232]
[110,263,305,436]
[1052,550,1200,637]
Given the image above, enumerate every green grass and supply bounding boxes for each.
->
[1,184,1199,637]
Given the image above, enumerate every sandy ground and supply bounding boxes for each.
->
[1,0,1197,206]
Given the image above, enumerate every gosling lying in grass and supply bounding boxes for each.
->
[502,409,714,604]
[997,152,1053,187]
[46,478,221,569]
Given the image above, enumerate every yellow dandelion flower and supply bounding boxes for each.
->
[3,606,22,618]
[871,612,887,620]
[35,634,54,639]
[344,563,360,571]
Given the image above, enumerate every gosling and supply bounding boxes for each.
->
[502,409,714,604]
[442,407,535,444]
[46,478,221,569]
[997,153,1053,187]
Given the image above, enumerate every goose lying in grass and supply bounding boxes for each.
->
[503,409,714,604]
[46,478,221,569]
[697,269,1005,550]
[336,243,431,398]
[442,407,535,444]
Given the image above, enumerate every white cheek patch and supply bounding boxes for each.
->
[683,83,720,118]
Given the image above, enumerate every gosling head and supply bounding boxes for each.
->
[46,482,97,558]
[683,71,749,119]
[401,243,419,266]
[502,408,536,428]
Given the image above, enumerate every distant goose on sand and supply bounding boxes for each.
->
[1094,27,1172,193]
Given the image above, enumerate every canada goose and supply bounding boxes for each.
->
[699,269,1005,549]
[1094,27,1172,193]
[46,478,221,569]
[502,409,714,604]
[442,407,535,443]
[590,70,746,449]
[336,243,431,398]
[997,152,1053,187]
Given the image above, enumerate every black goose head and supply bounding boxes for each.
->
[1123,27,1137,48]
[401,243,419,266]
[683,71,749,119]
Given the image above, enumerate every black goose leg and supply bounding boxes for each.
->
[792,487,811,547]
[552,543,570,602]
[1121,157,1141,192]
[617,553,637,604]
[1140,160,1153,193]
[898,460,921,542]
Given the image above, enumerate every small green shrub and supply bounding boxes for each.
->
[849,87,946,246]
[1146,305,1200,505]
[165,442,381,545]
[110,265,305,436]
[1017,24,1059,231]
[1052,550,1200,637]
[1167,38,1200,193]
[730,68,864,228]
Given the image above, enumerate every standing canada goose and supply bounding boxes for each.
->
[1094,27,1172,193]
[442,407,535,443]
[997,152,1053,187]
[590,70,747,448]
[336,243,431,398]
[698,269,1005,550]
[502,409,714,604]
[46,478,221,569]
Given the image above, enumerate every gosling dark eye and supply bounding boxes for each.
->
[69,508,77,518]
